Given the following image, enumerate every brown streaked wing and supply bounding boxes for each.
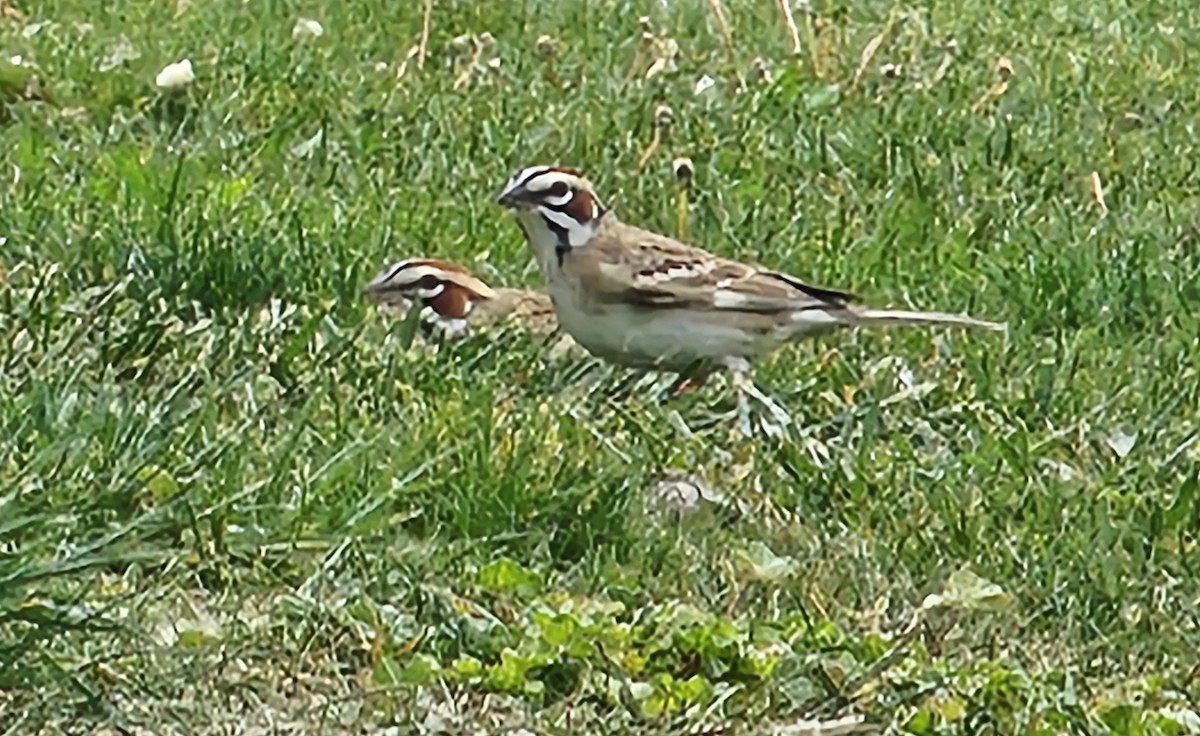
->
[584,220,855,313]
[432,268,499,300]
[735,270,857,307]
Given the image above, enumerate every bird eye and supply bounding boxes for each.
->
[547,181,570,198]
[417,275,442,290]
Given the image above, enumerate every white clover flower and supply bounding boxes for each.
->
[155,58,194,89]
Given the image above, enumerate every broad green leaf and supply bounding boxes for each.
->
[803,83,841,112]
[484,648,541,694]
[735,542,799,582]
[175,615,223,647]
[535,612,575,648]
[478,557,542,597]
[672,675,711,705]
[922,567,1012,612]
[1163,476,1198,530]
[0,59,35,102]
[906,706,936,735]
[137,465,180,502]
[450,656,483,678]
[397,653,440,685]
[1101,703,1143,735]
[372,656,403,687]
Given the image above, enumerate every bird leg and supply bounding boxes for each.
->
[658,371,710,403]
[720,355,792,437]
[605,368,653,400]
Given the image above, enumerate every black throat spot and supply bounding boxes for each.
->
[543,216,571,268]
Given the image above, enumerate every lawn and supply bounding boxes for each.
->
[2,0,1199,733]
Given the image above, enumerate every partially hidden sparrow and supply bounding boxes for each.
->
[362,257,559,341]
[495,165,1005,433]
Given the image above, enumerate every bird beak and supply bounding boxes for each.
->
[495,181,525,208]
[361,273,388,296]
[362,270,410,301]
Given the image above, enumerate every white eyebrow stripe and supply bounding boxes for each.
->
[368,264,452,293]
[517,166,553,185]
[518,166,554,188]
[379,259,414,282]
[499,166,553,201]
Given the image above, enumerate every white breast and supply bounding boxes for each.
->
[548,284,773,370]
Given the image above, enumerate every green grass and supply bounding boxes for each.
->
[2,0,1199,732]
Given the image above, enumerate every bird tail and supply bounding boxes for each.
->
[845,307,1006,332]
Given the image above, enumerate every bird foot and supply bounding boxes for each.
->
[721,356,792,438]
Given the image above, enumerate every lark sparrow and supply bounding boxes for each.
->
[362,257,558,340]
[495,165,1004,433]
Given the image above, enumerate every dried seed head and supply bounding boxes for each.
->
[535,34,559,59]
[447,33,474,54]
[752,57,773,84]
[486,57,501,70]
[654,103,675,127]
[944,38,960,55]
[1119,111,1146,129]
[638,15,654,32]
[996,56,1014,80]
[1089,170,1109,217]
[880,62,902,79]
[643,470,730,519]
[477,32,496,49]
[646,57,671,78]
[673,157,694,183]
[643,36,679,80]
